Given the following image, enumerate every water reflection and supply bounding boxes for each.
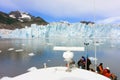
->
[0,38,120,79]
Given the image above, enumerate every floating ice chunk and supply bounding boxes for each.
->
[46,43,53,45]
[21,44,25,46]
[27,67,37,72]
[0,50,2,53]
[8,48,14,51]
[15,49,24,52]
[28,53,35,56]
[47,60,51,62]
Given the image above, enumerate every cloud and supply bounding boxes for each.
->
[0,0,120,19]
[6,0,94,17]
[97,16,120,24]
[0,0,19,10]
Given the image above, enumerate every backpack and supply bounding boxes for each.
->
[97,66,100,72]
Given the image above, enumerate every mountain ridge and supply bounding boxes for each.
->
[0,11,48,30]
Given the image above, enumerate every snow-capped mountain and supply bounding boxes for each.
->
[9,11,31,22]
[0,11,48,29]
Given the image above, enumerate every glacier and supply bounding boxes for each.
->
[0,22,120,39]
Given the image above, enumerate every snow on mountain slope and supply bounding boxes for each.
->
[9,11,31,22]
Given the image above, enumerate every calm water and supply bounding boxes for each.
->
[0,38,120,79]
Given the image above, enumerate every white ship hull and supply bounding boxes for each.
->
[1,67,110,80]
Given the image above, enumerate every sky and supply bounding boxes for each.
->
[0,0,120,23]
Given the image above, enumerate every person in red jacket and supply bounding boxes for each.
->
[103,67,112,78]
[103,67,109,75]
[103,67,117,80]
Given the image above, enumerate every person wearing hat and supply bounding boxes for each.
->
[103,67,112,78]
[97,63,103,74]
[102,67,117,80]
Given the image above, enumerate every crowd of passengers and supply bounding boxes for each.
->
[68,56,117,80]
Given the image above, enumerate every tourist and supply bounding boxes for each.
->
[103,67,111,77]
[103,67,117,80]
[77,56,86,69]
[86,57,91,70]
[97,63,103,74]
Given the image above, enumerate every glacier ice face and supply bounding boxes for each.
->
[0,22,120,39]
